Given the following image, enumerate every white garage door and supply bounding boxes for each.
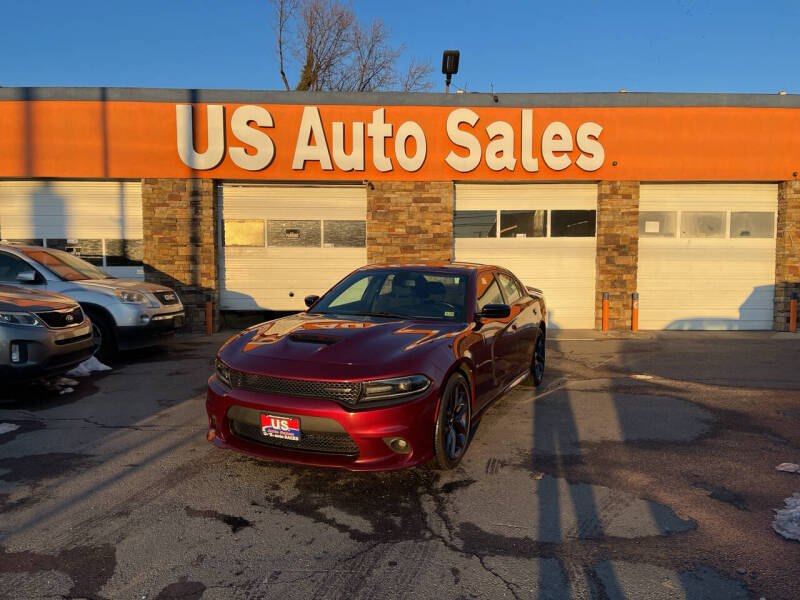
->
[220,184,367,311]
[638,184,777,330]
[0,180,144,280]
[454,184,597,329]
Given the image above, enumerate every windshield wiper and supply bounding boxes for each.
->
[347,311,408,319]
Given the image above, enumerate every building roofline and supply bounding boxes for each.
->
[1,86,799,108]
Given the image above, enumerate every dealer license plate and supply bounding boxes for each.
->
[260,414,301,442]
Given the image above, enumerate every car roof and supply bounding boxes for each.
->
[0,243,45,253]
[356,261,493,274]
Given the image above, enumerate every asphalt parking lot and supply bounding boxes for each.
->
[1,330,799,600]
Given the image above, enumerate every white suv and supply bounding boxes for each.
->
[0,244,185,359]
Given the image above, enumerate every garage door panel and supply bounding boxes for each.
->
[220,185,367,311]
[0,180,144,280]
[638,184,776,330]
[455,184,597,329]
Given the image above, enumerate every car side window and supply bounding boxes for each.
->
[497,273,523,304]
[476,273,505,310]
[0,252,32,283]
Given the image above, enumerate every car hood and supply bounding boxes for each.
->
[66,279,175,295]
[220,312,472,379]
[0,284,78,312]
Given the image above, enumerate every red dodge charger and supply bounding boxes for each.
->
[206,263,547,471]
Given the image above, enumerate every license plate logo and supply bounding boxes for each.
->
[260,414,300,441]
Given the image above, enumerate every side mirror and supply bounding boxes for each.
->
[304,295,320,308]
[16,270,38,284]
[477,303,511,320]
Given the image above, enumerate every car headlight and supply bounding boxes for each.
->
[216,359,232,387]
[0,311,43,327]
[361,375,431,402]
[114,290,150,304]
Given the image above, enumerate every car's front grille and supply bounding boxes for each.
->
[229,420,359,456]
[154,291,180,305]
[230,370,362,405]
[35,306,84,328]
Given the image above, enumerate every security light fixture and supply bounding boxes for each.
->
[442,50,460,94]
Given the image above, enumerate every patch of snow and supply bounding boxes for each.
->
[776,462,800,474]
[772,492,800,541]
[66,356,112,378]
[0,423,21,435]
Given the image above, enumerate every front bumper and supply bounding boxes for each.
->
[117,310,185,350]
[0,319,95,380]
[205,376,440,471]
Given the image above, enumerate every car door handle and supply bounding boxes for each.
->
[511,324,517,331]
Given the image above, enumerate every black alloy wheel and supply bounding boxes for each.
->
[433,373,472,470]
[531,328,546,387]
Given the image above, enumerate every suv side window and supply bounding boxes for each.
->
[0,252,33,283]
[497,273,523,304]
[476,272,505,310]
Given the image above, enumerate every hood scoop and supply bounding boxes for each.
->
[288,332,342,345]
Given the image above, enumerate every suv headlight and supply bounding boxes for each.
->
[0,311,43,327]
[216,359,232,387]
[361,375,431,402]
[114,290,150,305]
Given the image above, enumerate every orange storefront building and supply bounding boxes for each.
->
[1,87,799,331]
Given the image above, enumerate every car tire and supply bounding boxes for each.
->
[432,372,472,470]
[84,307,117,362]
[531,327,546,387]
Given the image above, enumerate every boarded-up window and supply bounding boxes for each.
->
[639,211,677,237]
[323,220,366,248]
[267,220,321,247]
[224,220,265,247]
[681,212,725,238]
[105,239,144,266]
[730,212,774,238]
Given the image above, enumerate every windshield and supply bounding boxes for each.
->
[22,249,113,281]
[310,269,470,322]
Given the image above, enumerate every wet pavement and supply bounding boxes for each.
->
[0,331,799,599]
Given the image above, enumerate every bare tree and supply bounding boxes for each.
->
[270,0,433,92]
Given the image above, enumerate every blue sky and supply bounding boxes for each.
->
[2,0,799,94]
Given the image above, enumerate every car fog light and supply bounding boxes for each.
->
[383,437,411,454]
[140,314,151,325]
[10,342,21,363]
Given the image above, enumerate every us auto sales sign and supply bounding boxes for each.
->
[175,104,605,175]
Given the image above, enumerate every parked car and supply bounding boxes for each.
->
[207,263,547,471]
[0,244,185,359]
[0,284,95,380]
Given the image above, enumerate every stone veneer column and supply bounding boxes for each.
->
[366,181,454,263]
[141,178,218,333]
[595,181,640,330]
[774,180,800,331]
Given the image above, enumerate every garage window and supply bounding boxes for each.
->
[267,220,321,247]
[46,239,104,266]
[681,212,725,238]
[224,220,265,247]
[105,239,144,266]
[730,212,774,238]
[454,211,497,238]
[500,210,546,238]
[639,211,677,237]
[323,220,366,248]
[551,210,596,237]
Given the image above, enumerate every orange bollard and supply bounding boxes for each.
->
[631,292,639,332]
[205,301,213,335]
[790,294,798,334]
[602,292,609,332]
